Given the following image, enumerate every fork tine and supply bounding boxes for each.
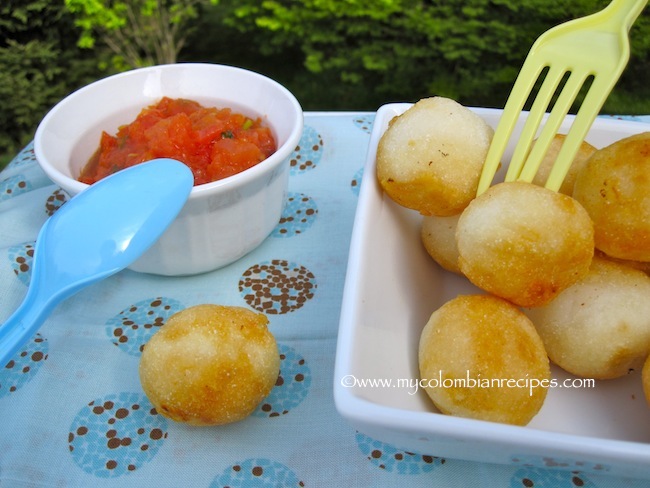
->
[505,64,568,182]
[517,69,591,184]
[544,74,617,191]
[475,60,547,196]
[477,0,646,197]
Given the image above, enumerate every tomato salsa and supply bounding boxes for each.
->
[78,97,277,186]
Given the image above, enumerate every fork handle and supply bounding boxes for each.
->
[602,0,647,32]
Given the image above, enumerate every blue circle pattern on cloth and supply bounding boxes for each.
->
[509,467,596,487]
[68,391,168,478]
[253,343,311,418]
[0,333,48,398]
[356,432,445,475]
[352,114,374,134]
[350,167,364,197]
[211,458,304,487]
[272,191,318,238]
[0,174,31,202]
[8,242,35,287]
[288,125,323,175]
[104,297,185,356]
[349,115,372,196]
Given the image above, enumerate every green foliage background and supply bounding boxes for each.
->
[2,0,650,167]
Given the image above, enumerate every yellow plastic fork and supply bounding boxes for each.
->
[476,0,647,196]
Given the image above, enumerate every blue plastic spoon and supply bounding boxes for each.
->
[0,158,193,365]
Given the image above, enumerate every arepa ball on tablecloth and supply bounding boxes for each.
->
[139,304,280,426]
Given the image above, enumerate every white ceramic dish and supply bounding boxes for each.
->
[334,103,650,480]
[34,63,303,276]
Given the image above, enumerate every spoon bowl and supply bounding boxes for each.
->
[0,158,193,365]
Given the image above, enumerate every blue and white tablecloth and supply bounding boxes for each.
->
[1,112,649,487]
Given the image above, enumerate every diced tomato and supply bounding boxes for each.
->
[206,138,265,182]
[78,97,277,186]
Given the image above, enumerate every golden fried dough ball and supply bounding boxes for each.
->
[526,257,650,379]
[139,304,280,426]
[573,131,650,262]
[376,97,494,216]
[420,213,462,274]
[456,181,594,307]
[419,295,550,426]
[531,133,596,195]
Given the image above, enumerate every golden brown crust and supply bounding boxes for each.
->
[526,257,650,379]
[139,304,279,426]
[376,97,493,216]
[418,294,550,426]
[573,131,650,262]
[456,181,594,307]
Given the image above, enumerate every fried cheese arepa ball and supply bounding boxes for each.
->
[531,133,597,195]
[376,97,494,216]
[526,257,650,379]
[573,131,650,262]
[421,213,462,274]
[456,181,594,308]
[419,295,550,426]
[139,304,280,426]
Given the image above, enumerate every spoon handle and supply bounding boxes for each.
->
[0,287,53,367]
[0,218,60,366]
[0,159,193,366]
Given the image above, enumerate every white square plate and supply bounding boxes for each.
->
[334,103,650,480]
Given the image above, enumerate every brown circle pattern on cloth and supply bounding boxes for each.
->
[239,259,317,314]
[45,188,68,216]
